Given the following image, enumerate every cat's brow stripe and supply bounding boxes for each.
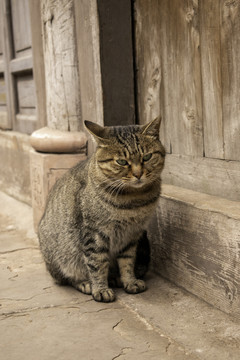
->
[116,134,125,146]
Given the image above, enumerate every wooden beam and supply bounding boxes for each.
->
[41,0,82,131]
[162,153,240,201]
[149,184,240,317]
[9,55,33,73]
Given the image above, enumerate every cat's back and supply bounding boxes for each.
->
[39,158,89,231]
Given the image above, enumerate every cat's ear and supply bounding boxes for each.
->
[141,117,161,138]
[84,120,110,144]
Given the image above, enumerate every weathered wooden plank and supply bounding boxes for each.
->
[134,0,169,151]
[200,0,224,159]
[10,0,32,56]
[1,0,16,130]
[9,55,32,73]
[29,0,46,129]
[159,0,203,156]
[162,153,240,201]
[41,0,82,131]
[74,0,103,129]
[149,184,240,317]
[221,0,240,160]
[16,74,36,110]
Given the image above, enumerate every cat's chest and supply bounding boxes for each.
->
[104,220,142,255]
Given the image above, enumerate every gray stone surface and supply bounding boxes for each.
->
[1,191,240,359]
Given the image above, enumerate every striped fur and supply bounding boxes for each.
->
[38,118,165,302]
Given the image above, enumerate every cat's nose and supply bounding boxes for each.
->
[132,165,143,179]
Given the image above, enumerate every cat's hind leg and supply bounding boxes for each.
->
[45,262,69,286]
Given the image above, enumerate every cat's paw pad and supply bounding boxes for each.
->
[124,279,146,294]
[75,281,92,295]
[92,288,115,302]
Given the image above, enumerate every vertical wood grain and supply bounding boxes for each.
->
[221,0,240,161]
[41,0,82,131]
[29,0,47,129]
[1,0,15,130]
[134,0,169,151]
[200,0,224,159]
[11,0,32,57]
[164,0,203,156]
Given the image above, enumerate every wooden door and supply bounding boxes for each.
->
[134,0,240,201]
[0,0,40,134]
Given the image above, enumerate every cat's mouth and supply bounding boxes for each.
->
[129,178,146,188]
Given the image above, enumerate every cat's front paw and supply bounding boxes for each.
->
[92,288,115,302]
[124,279,146,294]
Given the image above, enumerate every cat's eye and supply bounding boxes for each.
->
[143,153,152,162]
[116,159,129,166]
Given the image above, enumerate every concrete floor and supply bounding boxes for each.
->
[1,191,240,360]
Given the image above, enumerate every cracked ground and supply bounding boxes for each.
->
[1,191,240,360]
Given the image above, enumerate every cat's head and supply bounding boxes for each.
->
[85,118,165,191]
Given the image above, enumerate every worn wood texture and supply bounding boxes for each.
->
[41,0,82,131]
[134,0,240,200]
[29,0,46,129]
[149,184,240,317]
[11,0,32,57]
[162,0,203,156]
[16,74,36,113]
[74,0,103,127]
[134,0,169,149]
[162,154,240,202]
[221,0,240,161]
[0,0,39,133]
[0,0,15,130]
[200,0,224,159]
[135,0,203,156]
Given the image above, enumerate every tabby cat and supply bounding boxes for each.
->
[38,117,165,302]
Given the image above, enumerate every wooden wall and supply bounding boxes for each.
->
[134,0,240,200]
